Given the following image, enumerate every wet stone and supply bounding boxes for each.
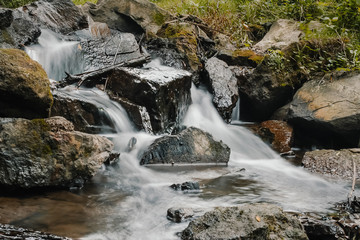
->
[170,181,200,191]
[167,207,194,223]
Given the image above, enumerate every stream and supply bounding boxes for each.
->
[0,29,355,240]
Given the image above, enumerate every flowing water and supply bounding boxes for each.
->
[0,29,355,239]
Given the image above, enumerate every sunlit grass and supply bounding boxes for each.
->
[72,0,98,5]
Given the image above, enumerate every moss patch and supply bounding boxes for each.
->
[153,12,166,26]
[1,29,14,45]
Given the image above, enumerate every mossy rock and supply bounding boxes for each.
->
[217,49,264,67]
[157,23,201,71]
[0,48,53,119]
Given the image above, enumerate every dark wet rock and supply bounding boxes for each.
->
[250,120,294,153]
[288,73,360,147]
[140,127,230,165]
[51,90,115,134]
[181,203,308,240]
[75,29,145,71]
[0,49,53,119]
[0,9,13,29]
[271,102,290,121]
[170,181,200,191]
[302,148,360,179]
[86,0,172,36]
[236,62,295,121]
[167,207,194,223]
[0,223,71,240]
[203,57,238,121]
[216,49,264,67]
[254,19,303,53]
[0,0,86,48]
[107,66,192,134]
[0,116,113,189]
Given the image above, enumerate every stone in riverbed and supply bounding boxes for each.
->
[302,148,360,179]
[0,223,70,240]
[167,207,194,223]
[140,127,230,165]
[107,66,192,134]
[181,203,308,240]
[170,181,200,191]
[0,116,113,189]
[0,48,53,119]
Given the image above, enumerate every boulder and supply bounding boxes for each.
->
[0,48,53,119]
[87,0,172,36]
[236,62,295,121]
[254,19,303,53]
[140,127,230,165]
[0,116,113,189]
[203,57,238,121]
[0,223,70,240]
[51,90,115,134]
[107,66,192,134]
[181,203,308,240]
[288,73,360,147]
[167,207,194,223]
[216,49,264,67]
[0,9,13,29]
[250,120,294,153]
[302,148,360,179]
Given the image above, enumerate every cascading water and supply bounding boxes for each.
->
[12,32,355,239]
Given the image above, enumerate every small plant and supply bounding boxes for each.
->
[0,0,36,8]
[72,0,98,5]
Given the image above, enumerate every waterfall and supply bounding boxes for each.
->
[26,29,84,81]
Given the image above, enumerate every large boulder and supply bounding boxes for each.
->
[51,90,115,134]
[107,66,192,134]
[86,0,172,36]
[0,48,53,119]
[203,57,238,121]
[0,223,70,240]
[0,116,113,189]
[181,203,308,240]
[254,19,303,53]
[140,127,230,165]
[302,149,360,179]
[288,73,360,147]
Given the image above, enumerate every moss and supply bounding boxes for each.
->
[1,29,14,45]
[232,49,264,65]
[153,12,166,26]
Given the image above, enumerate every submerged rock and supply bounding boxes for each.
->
[0,48,53,119]
[140,127,230,165]
[203,57,238,121]
[181,203,308,240]
[302,148,360,179]
[167,207,194,223]
[288,73,360,147]
[170,181,200,191]
[0,116,113,189]
[107,66,192,134]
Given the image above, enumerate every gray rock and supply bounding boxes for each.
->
[288,73,360,147]
[254,19,303,53]
[302,148,360,179]
[0,9,13,29]
[0,116,113,189]
[140,127,230,165]
[170,181,200,191]
[204,57,238,121]
[181,203,308,240]
[167,207,194,223]
[107,66,192,134]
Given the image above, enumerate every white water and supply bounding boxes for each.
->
[27,33,353,239]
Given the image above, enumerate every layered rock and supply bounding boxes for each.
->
[0,48,53,119]
[51,90,115,134]
[0,224,70,240]
[140,127,230,165]
[0,116,113,189]
[302,148,360,179]
[181,203,308,240]
[254,19,303,53]
[288,73,360,147]
[203,57,238,121]
[107,66,192,134]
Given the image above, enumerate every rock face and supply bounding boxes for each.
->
[140,127,230,165]
[107,66,192,134]
[254,19,303,52]
[288,74,360,147]
[236,63,295,121]
[250,120,294,153]
[204,57,238,121]
[51,90,115,134]
[0,49,53,119]
[87,0,172,36]
[181,203,308,240]
[0,0,87,48]
[0,223,70,240]
[0,116,113,189]
[302,149,360,179]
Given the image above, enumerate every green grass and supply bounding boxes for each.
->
[72,0,97,5]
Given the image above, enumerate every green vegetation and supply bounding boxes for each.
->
[151,0,360,73]
[72,0,97,5]
[0,0,97,8]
